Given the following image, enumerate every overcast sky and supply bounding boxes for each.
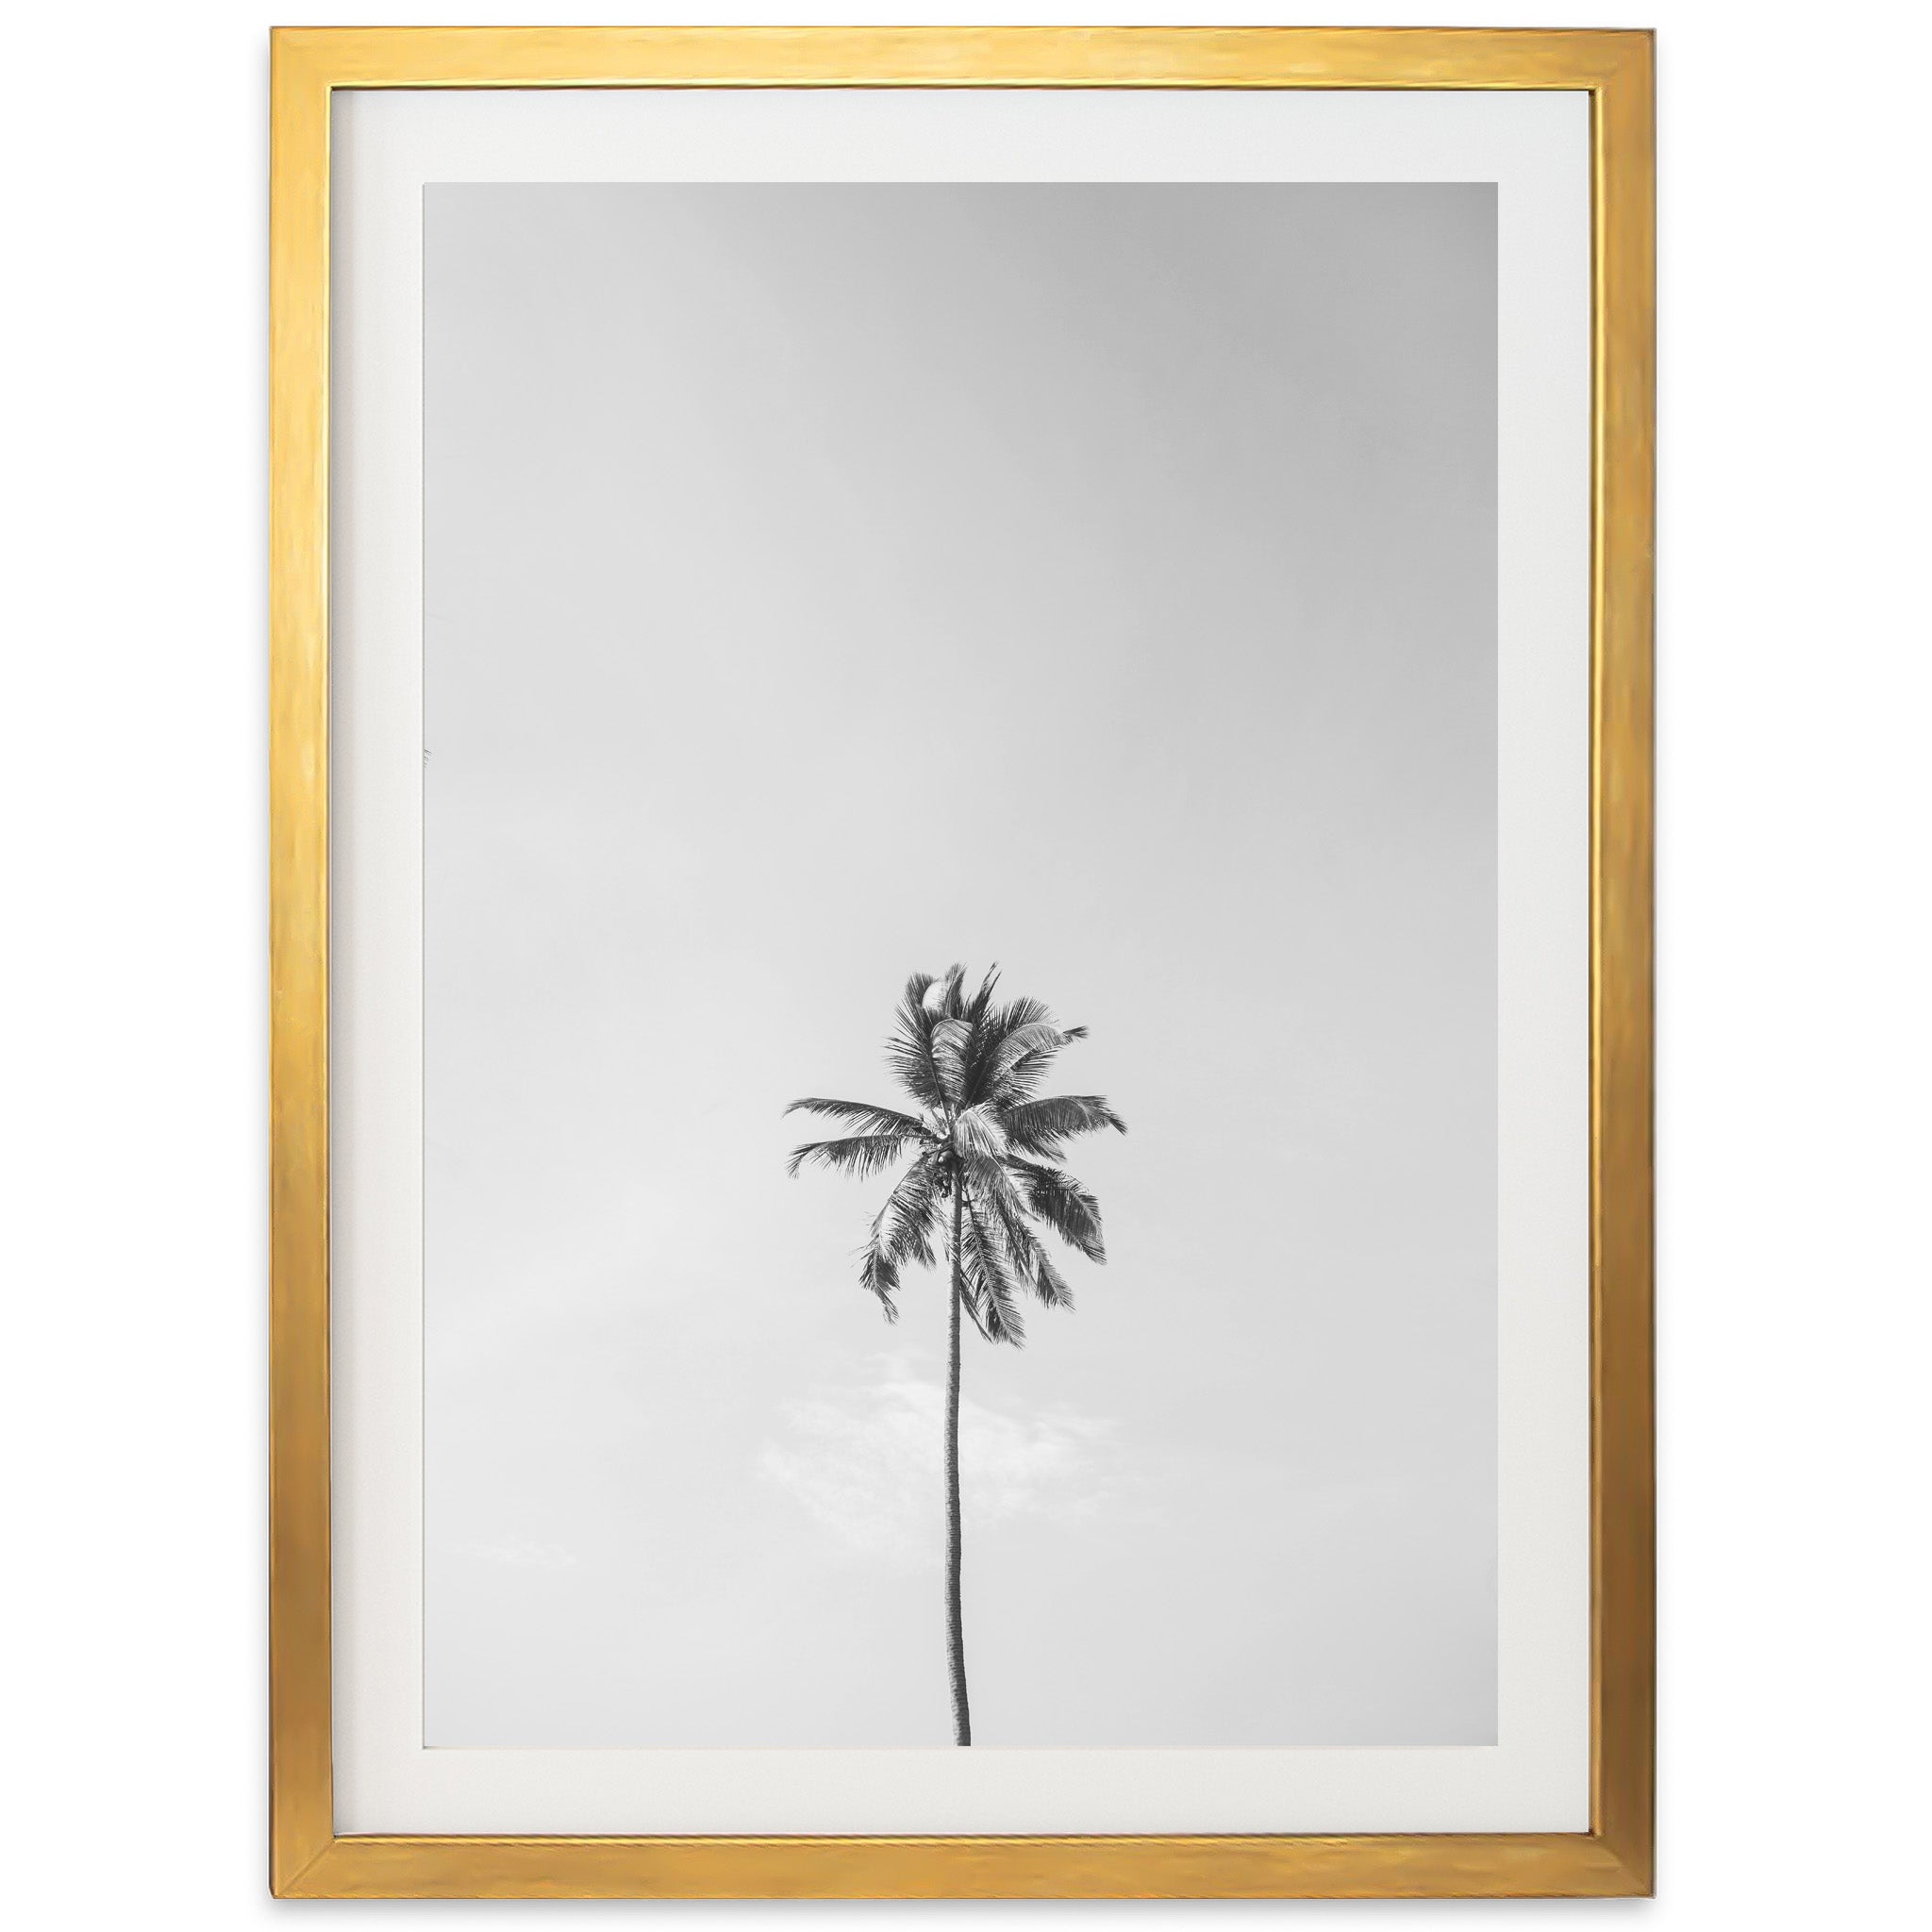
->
[423,182,1496,1748]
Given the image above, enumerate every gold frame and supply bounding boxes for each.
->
[269,25,1653,1900]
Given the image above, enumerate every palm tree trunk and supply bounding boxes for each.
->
[945,1174,972,1745]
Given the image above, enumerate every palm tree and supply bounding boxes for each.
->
[785,965,1125,1745]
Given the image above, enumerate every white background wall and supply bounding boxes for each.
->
[3,1,1925,1923]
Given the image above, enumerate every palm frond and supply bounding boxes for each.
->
[854,1154,944,1320]
[964,966,1000,1023]
[982,1020,1074,1097]
[884,1038,947,1113]
[785,1096,934,1141]
[991,994,1053,1036]
[987,1049,1058,1106]
[858,1244,903,1320]
[960,1195,1027,1346]
[951,1104,1010,1159]
[1002,1093,1128,1155]
[946,970,1013,1105]
[786,1131,920,1181]
[964,1155,1083,1324]
[987,1016,1092,1106]
[889,1004,950,1112]
[929,1016,973,1108]
[871,1153,943,1271]
[1031,1245,1075,1309]
[924,964,968,1018]
[1012,1158,1108,1262]
[961,1150,1033,1237]
[886,974,952,1113]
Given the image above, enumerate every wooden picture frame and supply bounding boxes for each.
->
[269,24,1653,1899]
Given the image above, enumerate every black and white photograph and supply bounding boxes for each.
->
[422,180,1498,1751]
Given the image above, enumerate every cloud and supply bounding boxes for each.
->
[758,1357,1125,1563]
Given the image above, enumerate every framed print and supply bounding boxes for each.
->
[269,25,1653,1900]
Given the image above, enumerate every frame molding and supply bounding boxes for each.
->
[269,24,1653,1899]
